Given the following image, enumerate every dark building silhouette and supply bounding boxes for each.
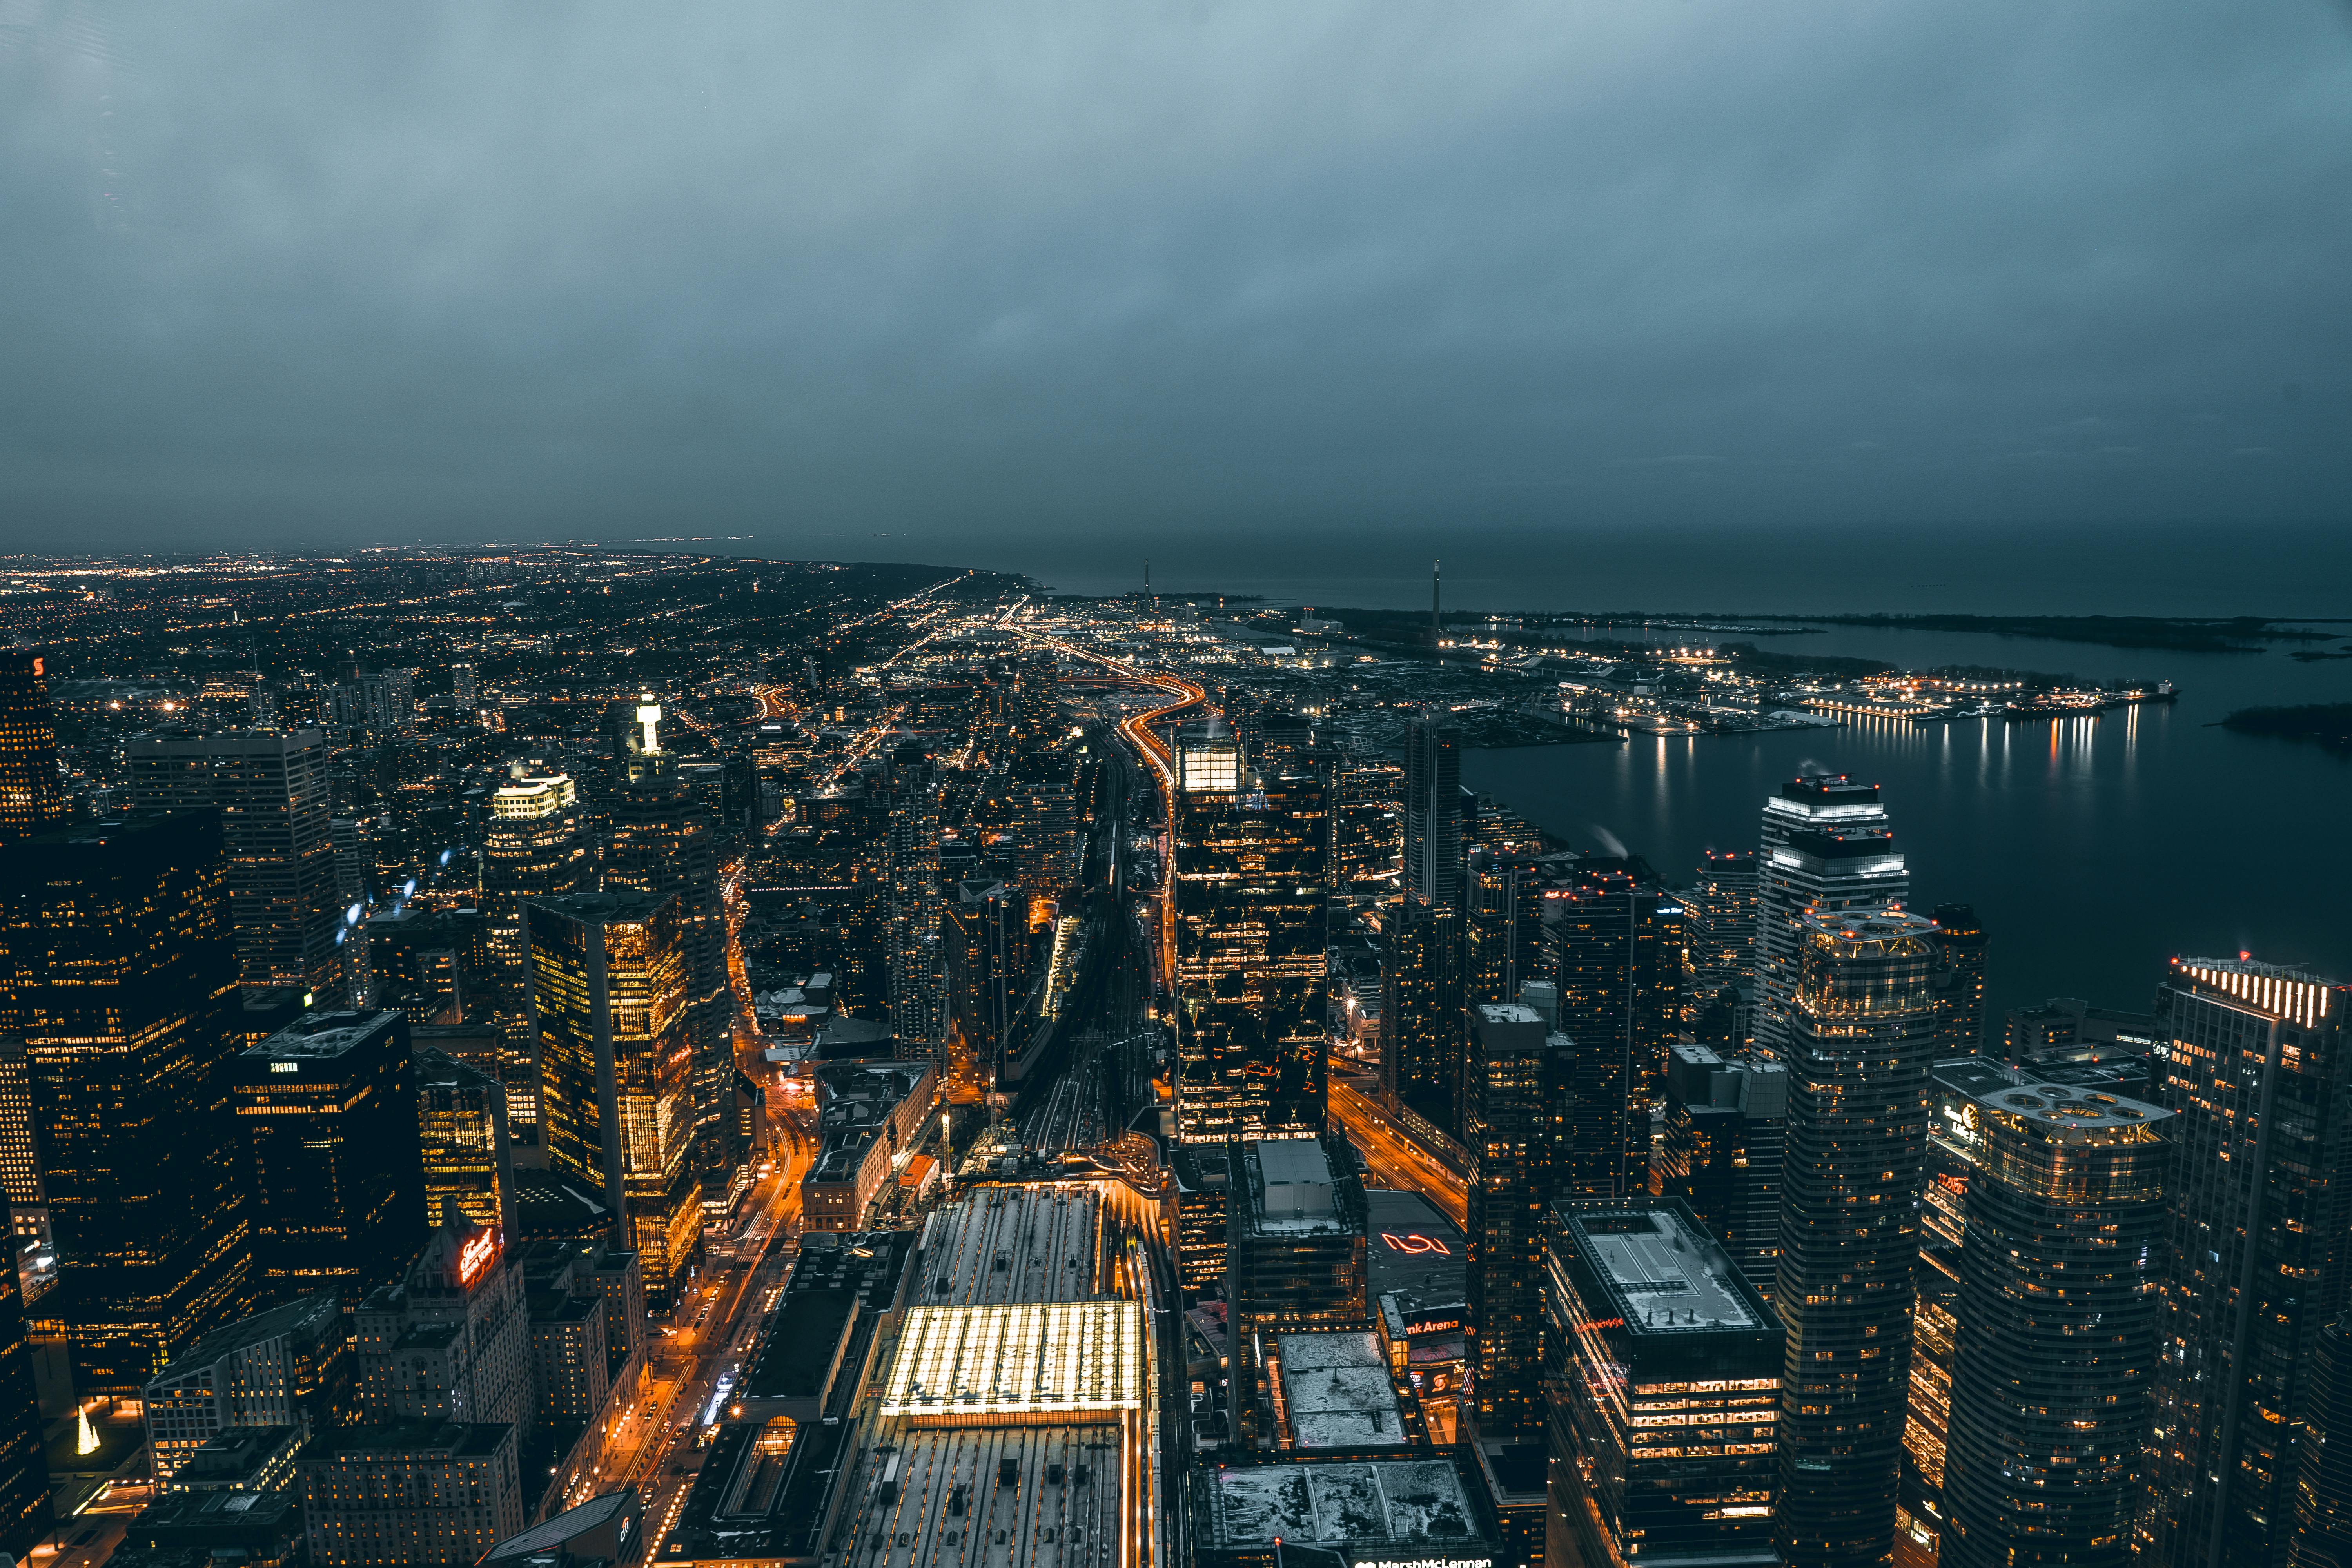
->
[2291,1316,2352,1568]
[1651,1040,1786,1298]
[2,814,254,1393]
[1929,903,1988,1052]
[1462,1002,1560,1438]
[0,649,68,844]
[0,1236,51,1561]
[1545,861,1684,1200]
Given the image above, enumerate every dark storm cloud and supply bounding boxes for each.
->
[0,1,2347,560]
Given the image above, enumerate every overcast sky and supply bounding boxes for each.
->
[2,2,2347,599]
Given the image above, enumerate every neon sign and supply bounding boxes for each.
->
[457,1230,499,1286]
[1380,1232,1452,1256]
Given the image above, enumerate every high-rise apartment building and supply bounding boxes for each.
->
[1462,851,1546,1013]
[606,698,736,1183]
[524,892,701,1306]
[0,1235,49,1561]
[943,878,1031,1087]
[1688,848,1759,991]
[415,1048,517,1235]
[1753,776,1907,1057]
[1463,1003,1560,1437]
[232,1009,424,1310]
[884,773,946,1053]
[1381,898,1463,1131]
[1930,904,1988,1052]
[1545,863,1686,1200]
[143,1292,352,1483]
[1941,1080,2170,1568]
[1774,907,1940,1568]
[127,727,363,1007]
[1171,724,1329,1142]
[1651,1040,1786,1298]
[2138,958,2352,1568]
[2,813,254,1392]
[1544,1200,1782,1568]
[0,649,68,844]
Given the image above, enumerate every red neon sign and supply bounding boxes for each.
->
[1380,1232,1452,1256]
[457,1230,499,1286]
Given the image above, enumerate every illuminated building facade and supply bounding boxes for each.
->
[414,1048,516,1236]
[1651,1040,1786,1298]
[1402,711,1462,908]
[298,1419,524,1568]
[1752,776,1907,1058]
[1687,848,1759,992]
[1929,904,1988,1052]
[0,1233,48,1560]
[2290,1314,2352,1568]
[127,727,363,1007]
[3,813,254,1393]
[524,891,701,1307]
[354,1213,529,1428]
[1463,1003,1562,1437]
[233,1009,423,1310]
[0,649,67,844]
[606,701,736,1183]
[1773,908,1940,1568]
[884,771,946,1053]
[2137,958,2351,1568]
[1941,1082,2170,1568]
[944,878,1031,1086]
[1545,863,1686,1200]
[1334,761,1404,895]
[1544,1199,1782,1568]
[480,771,590,1133]
[1171,723,1329,1143]
[1381,897,1462,1131]
[1463,851,1547,1013]
[142,1292,351,1483]
[1228,1137,1369,1445]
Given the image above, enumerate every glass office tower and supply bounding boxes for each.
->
[1752,776,1906,1058]
[0,650,67,844]
[1774,907,1940,1568]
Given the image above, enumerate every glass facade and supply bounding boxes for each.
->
[2136,958,2351,1568]
[1464,1004,1559,1436]
[0,650,67,845]
[1942,1083,2171,1568]
[1544,865,1686,1200]
[1752,776,1906,1059]
[1773,907,1939,1568]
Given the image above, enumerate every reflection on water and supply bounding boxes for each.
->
[1463,628,2352,1022]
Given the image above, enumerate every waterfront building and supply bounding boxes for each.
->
[1651,1040,1786,1298]
[1752,776,1907,1057]
[1929,903,1988,1052]
[1462,1002,1560,1437]
[233,1009,424,1310]
[1228,1136,1369,1445]
[1688,848,1759,990]
[1940,1081,2170,1568]
[414,1047,517,1236]
[127,726,363,1007]
[2137,957,2352,1568]
[1545,862,1685,1199]
[1171,722,1329,1142]
[0,649,67,844]
[1544,1199,1782,1568]
[604,699,735,1184]
[0,1234,49,1560]
[1774,907,1940,1568]
[142,1292,351,1483]
[524,892,701,1307]
[2,813,254,1393]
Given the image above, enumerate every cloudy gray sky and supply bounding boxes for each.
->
[2,2,2347,605]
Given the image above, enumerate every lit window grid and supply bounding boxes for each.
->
[881,1301,1144,1417]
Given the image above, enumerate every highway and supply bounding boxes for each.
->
[1327,1074,1467,1229]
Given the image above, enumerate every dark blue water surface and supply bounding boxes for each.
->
[1459,624,2352,1023]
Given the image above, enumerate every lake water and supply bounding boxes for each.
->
[1459,623,2352,1025]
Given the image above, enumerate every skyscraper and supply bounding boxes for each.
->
[524,891,701,1306]
[0,649,67,844]
[1688,848,1759,993]
[1544,1199,1782,1568]
[1940,1080,2171,1568]
[2137,958,2352,1568]
[0,1228,50,1561]
[884,769,946,1054]
[1774,907,1940,1568]
[481,771,590,1134]
[1652,1040,1786,1298]
[232,1009,425,1311]
[414,1048,517,1236]
[127,727,363,1007]
[1753,776,1907,1057]
[604,699,735,1185]
[1462,1002,1559,1437]
[943,878,1031,1090]
[1929,904,1988,1052]
[2290,1314,2352,1568]
[1381,898,1463,1131]
[1227,1136,1369,1444]
[1,813,254,1392]
[1402,712,1462,908]
[1546,862,1685,1200]
[1171,723,1329,1142]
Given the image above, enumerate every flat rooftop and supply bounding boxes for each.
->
[882,1302,1145,1420]
[1363,1189,1465,1318]
[1276,1332,1406,1449]
[1199,1455,1487,1553]
[916,1185,1103,1308]
[246,1009,401,1061]
[836,1423,1121,1568]
[1573,1207,1761,1334]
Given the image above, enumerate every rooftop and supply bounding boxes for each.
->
[881,1301,1146,1419]
[1276,1332,1406,1448]
[832,1423,1121,1568]
[147,1293,341,1388]
[1566,1205,1762,1335]
[1197,1453,1491,1553]
[916,1185,1103,1308]
[245,1008,401,1062]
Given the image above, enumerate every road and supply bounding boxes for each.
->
[1327,1074,1468,1229]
